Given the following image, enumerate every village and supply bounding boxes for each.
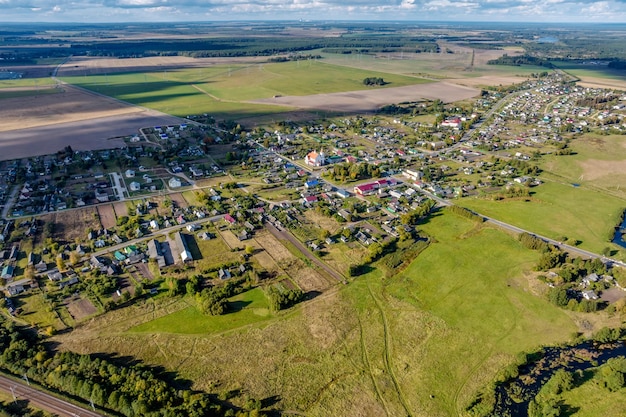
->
[0,70,626,329]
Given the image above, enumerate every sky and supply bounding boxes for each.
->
[1,0,626,23]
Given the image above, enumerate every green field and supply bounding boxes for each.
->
[559,372,626,417]
[552,60,626,81]
[541,134,626,194]
[0,77,57,89]
[459,181,625,255]
[60,60,428,119]
[130,288,272,334]
[55,212,585,416]
[320,50,547,79]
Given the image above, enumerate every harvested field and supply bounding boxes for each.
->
[219,229,245,249]
[293,266,332,293]
[58,55,269,77]
[66,297,98,321]
[43,207,100,242]
[97,204,117,229]
[0,84,141,132]
[169,193,188,209]
[255,230,295,263]
[575,77,626,90]
[252,81,479,112]
[112,201,128,218]
[578,159,626,181]
[445,75,530,87]
[0,111,182,161]
[253,249,279,271]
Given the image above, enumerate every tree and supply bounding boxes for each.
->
[319,229,330,241]
[56,256,65,272]
[245,245,254,255]
[548,287,569,307]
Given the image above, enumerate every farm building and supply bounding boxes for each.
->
[174,232,193,263]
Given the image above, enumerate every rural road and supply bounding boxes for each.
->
[0,375,103,417]
[417,187,617,264]
[264,221,346,283]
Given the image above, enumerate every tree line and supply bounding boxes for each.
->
[0,317,268,416]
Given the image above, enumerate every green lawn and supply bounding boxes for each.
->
[129,288,272,334]
[458,181,625,255]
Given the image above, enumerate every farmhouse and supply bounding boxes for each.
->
[168,177,182,188]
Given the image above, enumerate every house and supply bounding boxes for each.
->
[47,270,63,281]
[113,251,126,262]
[305,179,319,189]
[336,189,350,198]
[244,221,255,231]
[218,268,232,280]
[238,230,249,241]
[35,260,48,273]
[224,214,236,225]
[302,195,318,205]
[441,117,462,129]
[129,182,141,192]
[94,239,106,248]
[149,220,159,230]
[186,224,200,232]
[58,276,79,290]
[168,177,182,188]
[1,265,14,280]
[147,239,166,268]
[6,283,25,296]
[305,150,325,166]
[174,232,193,263]
[198,232,213,240]
[95,190,109,203]
[582,273,599,287]
[125,169,136,178]
[190,166,204,177]
[582,290,599,300]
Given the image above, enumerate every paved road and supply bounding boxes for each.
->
[0,375,103,417]
[264,221,346,283]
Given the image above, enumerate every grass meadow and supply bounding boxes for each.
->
[53,212,583,416]
[130,288,272,335]
[459,181,626,255]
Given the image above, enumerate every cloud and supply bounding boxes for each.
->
[1,0,626,21]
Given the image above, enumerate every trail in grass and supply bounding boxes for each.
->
[358,317,390,417]
[369,285,412,417]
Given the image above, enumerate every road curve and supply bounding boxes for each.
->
[0,374,104,417]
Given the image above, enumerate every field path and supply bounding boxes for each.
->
[369,286,412,416]
[358,317,390,417]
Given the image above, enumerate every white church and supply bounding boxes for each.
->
[305,149,326,167]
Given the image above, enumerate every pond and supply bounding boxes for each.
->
[536,36,559,43]
[492,340,626,416]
